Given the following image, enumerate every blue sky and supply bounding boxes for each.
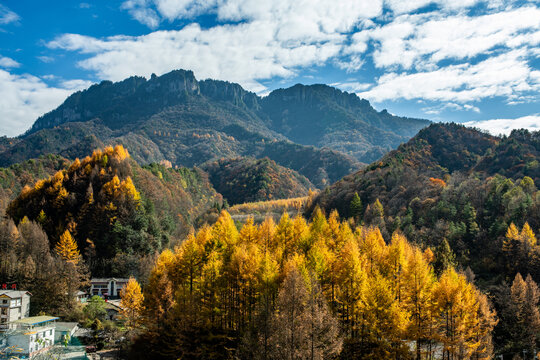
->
[0,0,539,137]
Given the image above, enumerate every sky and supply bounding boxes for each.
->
[0,0,539,137]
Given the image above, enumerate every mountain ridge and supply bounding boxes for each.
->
[1,69,430,188]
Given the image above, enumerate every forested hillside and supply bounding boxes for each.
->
[0,69,430,187]
[202,157,314,205]
[5,145,221,277]
[310,124,540,286]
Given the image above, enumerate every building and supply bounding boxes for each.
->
[90,278,129,299]
[4,316,58,358]
[74,290,88,303]
[54,322,78,344]
[0,291,31,332]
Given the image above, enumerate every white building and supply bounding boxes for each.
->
[0,291,31,332]
[5,316,58,358]
[90,278,129,298]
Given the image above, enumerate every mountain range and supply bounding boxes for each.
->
[0,69,429,189]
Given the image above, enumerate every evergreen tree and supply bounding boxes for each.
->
[350,192,363,222]
[433,239,456,276]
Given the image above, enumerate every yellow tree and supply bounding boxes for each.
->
[239,217,258,245]
[55,230,80,264]
[361,271,409,358]
[359,227,387,275]
[145,250,176,327]
[432,268,479,360]
[334,239,366,337]
[120,277,145,328]
[403,247,436,360]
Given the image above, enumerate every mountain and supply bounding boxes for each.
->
[202,157,314,205]
[261,84,430,162]
[309,123,540,284]
[0,69,429,188]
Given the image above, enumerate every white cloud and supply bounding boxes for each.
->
[0,4,19,25]
[384,0,482,15]
[422,102,480,115]
[0,70,91,137]
[464,114,540,135]
[353,6,540,70]
[48,20,348,92]
[331,81,372,93]
[0,56,20,68]
[37,56,54,63]
[359,50,540,103]
[60,79,94,90]
[121,0,161,29]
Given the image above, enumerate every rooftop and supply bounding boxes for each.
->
[12,316,59,326]
[90,278,129,283]
[0,291,31,298]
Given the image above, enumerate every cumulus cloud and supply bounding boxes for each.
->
[464,115,540,135]
[348,6,540,70]
[0,56,20,68]
[0,4,19,25]
[0,70,92,137]
[48,21,348,92]
[358,50,540,103]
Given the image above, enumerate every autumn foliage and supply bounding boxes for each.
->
[137,209,497,359]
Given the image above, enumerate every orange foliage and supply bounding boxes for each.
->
[429,177,447,187]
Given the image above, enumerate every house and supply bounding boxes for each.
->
[75,290,88,303]
[4,316,58,358]
[53,322,78,344]
[90,278,129,299]
[0,291,31,332]
[104,300,124,321]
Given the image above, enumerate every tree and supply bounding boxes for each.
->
[268,266,342,360]
[364,199,385,231]
[350,193,363,222]
[503,273,540,357]
[84,295,107,321]
[120,277,145,328]
[55,230,80,264]
[433,239,456,276]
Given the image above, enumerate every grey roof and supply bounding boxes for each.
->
[90,278,130,283]
[0,290,31,298]
[55,322,79,332]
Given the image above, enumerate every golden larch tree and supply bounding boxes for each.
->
[55,230,80,264]
[120,277,145,328]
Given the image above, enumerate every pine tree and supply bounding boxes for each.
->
[433,239,456,276]
[350,192,363,222]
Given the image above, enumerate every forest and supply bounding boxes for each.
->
[0,133,539,359]
[132,209,500,360]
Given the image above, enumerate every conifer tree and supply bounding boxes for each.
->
[433,239,456,276]
[120,277,145,328]
[350,192,363,222]
[55,230,80,264]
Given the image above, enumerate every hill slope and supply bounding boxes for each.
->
[0,70,430,187]
[6,145,221,277]
[309,123,540,284]
[202,157,314,205]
